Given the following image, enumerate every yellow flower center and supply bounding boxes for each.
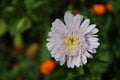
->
[64,33,79,49]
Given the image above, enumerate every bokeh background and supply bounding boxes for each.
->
[0,0,120,80]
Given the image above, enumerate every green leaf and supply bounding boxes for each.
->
[38,47,51,63]
[13,34,23,46]
[25,0,47,13]
[98,50,112,64]
[10,17,31,36]
[24,0,35,11]
[0,19,7,37]
[64,74,78,80]
[77,66,84,75]
[4,6,15,13]
[88,61,109,75]
[32,1,47,9]
[1,67,19,80]
[111,0,120,12]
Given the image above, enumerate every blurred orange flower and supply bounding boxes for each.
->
[26,43,39,57]
[92,4,106,15]
[14,34,24,52]
[16,45,24,52]
[105,3,113,11]
[40,59,56,75]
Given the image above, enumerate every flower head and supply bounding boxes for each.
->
[14,34,24,52]
[92,4,106,15]
[46,12,100,68]
[105,3,113,11]
[40,59,56,75]
[26,43,39,57]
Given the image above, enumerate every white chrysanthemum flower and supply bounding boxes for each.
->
[46,12,100,68]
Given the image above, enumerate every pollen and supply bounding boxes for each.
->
[64,33,80,49]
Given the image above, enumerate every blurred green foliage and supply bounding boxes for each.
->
[0,0,120,80]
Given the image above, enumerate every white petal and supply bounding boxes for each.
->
[64,12,74,29]
[51,44,62,55]
[46,42,54,51]
[85,34,98,39]
[52,19,67,35]
[51,50,57,55]
[84,24,96,34]
[73,14,83,31]
[87,48,96,53]
[67,56,72,68]
[78,50,84,66]
[60,55,66,65]
[85,51,93,58]
[54,19,66,30]
[47,37,59,42]
[48,31,57,37]
[88,37,99,42]
[52,53,62,59]
[89,42,100,48]
[90,28,99,34]
[81,55,87,64]
[80,19,90,32]
[75,55,81,67]
[70,56,76,68]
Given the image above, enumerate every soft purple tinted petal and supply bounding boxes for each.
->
[80,19,90,32]
[87,48,96,53]
[67,56,72,68]
[75,55,81,67]
[88,37,99,42]
[46,42,54,51]
[52,19,67,35]
[60,54,66,65]
[89,42,100,48]
[82,55,87,64]
[90,28,99,34]
[64,12,74,29]
[84,24,96,34]
[85,51,93,58]
[73,14,83,31]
